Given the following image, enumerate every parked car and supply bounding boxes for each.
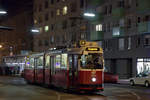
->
[130,73,150,87]
[104,72,119,83]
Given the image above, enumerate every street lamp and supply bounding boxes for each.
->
[84,13,95,17]
[0,10,7,15]
[31,28,40,33]
[83,12,96,41]
[0,45,2,48]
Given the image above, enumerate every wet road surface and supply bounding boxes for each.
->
[0,76,150,100]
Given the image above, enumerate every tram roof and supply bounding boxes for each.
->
[28,52,44,57]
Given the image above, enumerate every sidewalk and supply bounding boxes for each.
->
[117,79,130,84]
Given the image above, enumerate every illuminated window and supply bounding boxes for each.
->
[50,36,54,44]
[45,26,49,32]
[63,6,67,15]
[37,56,43,68]
[137,58,150,74]
[34,19,37,24]
[61,54,67,69]
[119,38,124,50]
[45,56,50,68]
[96,24,102,31]
[56,55,61,68]
[29,58,34,68]
[128,37,131,49]
[56,9,60,15]
[113,27,120,36]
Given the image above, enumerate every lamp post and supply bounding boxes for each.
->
[68,12,96,45]
[83,12,96,41]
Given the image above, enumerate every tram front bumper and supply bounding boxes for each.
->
[78,84,104,91]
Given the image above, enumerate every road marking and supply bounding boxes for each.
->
[120,89,141,100]
[55,92,61,100]
[129,91,141,100]
[117,94,132,97]
[104,86,142,100]
[107,96,117,100]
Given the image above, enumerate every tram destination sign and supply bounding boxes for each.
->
[86,47,99,51]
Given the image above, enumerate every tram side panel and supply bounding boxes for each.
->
[44,55,51,85]
[52,69,68,88]
[50,54,68,88]
[35,68,44,84]
[34,56,44,84]
[24,57,35,83]
[67,54,79,88]
[24,68,35,83]
[44,68,51,85]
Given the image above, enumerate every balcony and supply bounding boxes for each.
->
[91,31,104,41]
[112,27,124,37]
[89,0,104,6]
[138,22,150,33]
[112,8,125,19]
[137,0,150,13]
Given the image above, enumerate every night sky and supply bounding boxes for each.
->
[1,0,33,16]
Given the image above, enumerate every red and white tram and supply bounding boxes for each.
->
[24,41,104,91]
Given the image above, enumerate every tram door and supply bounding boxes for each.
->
[50,56,55,84]
[34,58,37,83]
[69,55,78,87]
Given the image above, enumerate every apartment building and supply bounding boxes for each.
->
[91,0,150,78]
[33,0,90,52]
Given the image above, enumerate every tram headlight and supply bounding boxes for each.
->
[92,77,96,82]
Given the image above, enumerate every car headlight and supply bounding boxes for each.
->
[92,77,96,82]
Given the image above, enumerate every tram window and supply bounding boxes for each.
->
[29,58,34,68]
[61,54,67,69]
[74,55,78,69]
[45,55,50,68]
[51,56,55,75]
[80,53,103,69]
[25,58,30,68]
[69,55,73,69]
[56,55,61,69]
[37,56,43,68]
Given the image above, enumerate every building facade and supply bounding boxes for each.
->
[90,0,150,78]
[0,0,33,57]
[33,0,91,52]
[33,0,150,78]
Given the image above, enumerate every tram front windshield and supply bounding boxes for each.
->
[80,53,103,69]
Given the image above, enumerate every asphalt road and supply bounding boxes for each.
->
[0,76,149,100]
